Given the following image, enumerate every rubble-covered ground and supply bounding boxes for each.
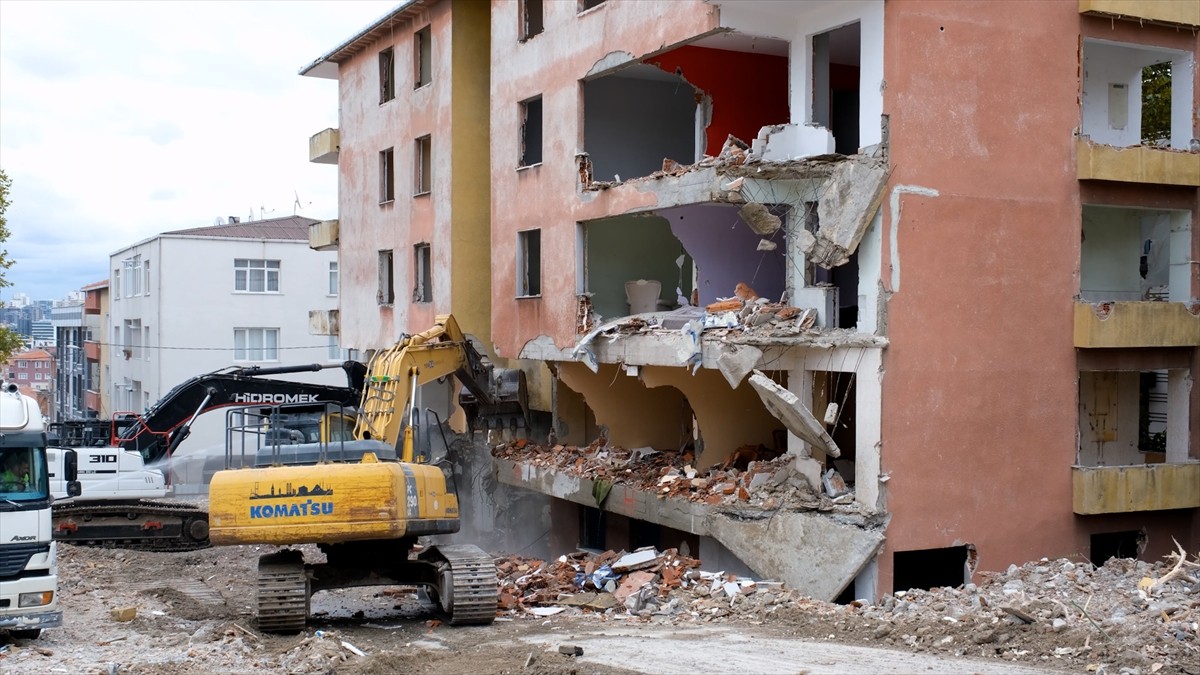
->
[1,539,1196,674]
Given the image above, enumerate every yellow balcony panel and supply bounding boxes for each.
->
[1077,139,1200,187]
[309,128,339,164]
[309,219,339,251]
[1073,463,1200,514]
[1079,0,1200,28]
[1074,301,1200,348]
[308,309,339,336]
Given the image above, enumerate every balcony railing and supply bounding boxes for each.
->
[1073,462,1200,514]
[309,219,339,251]
[1074,301,1200,348]
[1077,139,1200,187]
[309,128,339,164]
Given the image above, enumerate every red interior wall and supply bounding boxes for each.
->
[649,46,789,156]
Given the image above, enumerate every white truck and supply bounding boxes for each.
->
[0,382,79,639]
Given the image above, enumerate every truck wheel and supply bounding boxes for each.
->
[10,628,41,639]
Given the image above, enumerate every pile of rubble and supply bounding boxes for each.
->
[492,439,852,512]
[495,545,1200,673]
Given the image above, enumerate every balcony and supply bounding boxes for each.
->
[84,293,101,315]
[84,340,101,361]
[1079,0,1200,28]
[1074,301,1200,348]
[1077,140,1200,187]
[308,309,339,336]
[85,390,101,413]
[309,219,339,251]
[1072,462,1200,514]
[309,128,339,164]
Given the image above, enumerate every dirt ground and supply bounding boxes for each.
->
[0,539,1196,675]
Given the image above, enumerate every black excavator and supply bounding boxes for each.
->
[49,362,366,552]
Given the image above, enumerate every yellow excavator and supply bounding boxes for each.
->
[208,315,527,632]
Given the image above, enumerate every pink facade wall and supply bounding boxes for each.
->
[336,2,455,351]
[880,0,1199,590]
[489,0,720,360]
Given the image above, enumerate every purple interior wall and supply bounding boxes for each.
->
[664,204,787,305]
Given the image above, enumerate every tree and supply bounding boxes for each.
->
[1141,62,1172,146]
[0,170,25,363]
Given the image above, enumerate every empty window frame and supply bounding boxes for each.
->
[520,0,543,40]
[520,97,543,167]
[579,0,606,11]
[380,148,395,203]
[414,25,432,88]
[379,47,395,103]
[234,259,280,293]
[414,135,432,195]
[413,243,432,303]
[328,261,339,296]
[517,229,541,297]
[378,250,395,305]
[233,328,279,362]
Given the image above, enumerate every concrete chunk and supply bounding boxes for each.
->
[807,160,890,269]
[748,370,841,458]
[738,203,782,235]
[717,346,762,388]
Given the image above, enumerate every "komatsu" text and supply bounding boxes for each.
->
[249,500,334,519]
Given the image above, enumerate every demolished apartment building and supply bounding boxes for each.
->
[487,0,1200,603]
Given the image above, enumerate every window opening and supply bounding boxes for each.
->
[893,546,970,593]
[1141,62,1171,146]
[379,47,395,103]
[1091,530,1144,565]
[414,26,432,88]
[520,0,543,40]
[519,97,544,167]
[234,328,279,362]
[378,250,395,305]
[579,505,606,551]
[380,148,395,203]
[415,136,432,195]
[413,243,432,303]
[328,261,339,296]
[234,259,280,293]
[811,22,861,155]
[517,229,541,297]
[579,0,606,11]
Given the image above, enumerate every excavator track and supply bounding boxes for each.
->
[420,544,498,625]
[52,500,211,552]
[257,550,310,634]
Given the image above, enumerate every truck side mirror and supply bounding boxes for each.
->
[64,448,79,482]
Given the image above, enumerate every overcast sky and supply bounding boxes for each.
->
[0,0,397,303]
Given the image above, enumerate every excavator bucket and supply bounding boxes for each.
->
[460,367,529,433]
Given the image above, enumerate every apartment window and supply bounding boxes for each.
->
[328,261,339,296]
[234,259,280,293]
[379,47,395,103]
[144,260,150,296]
[415,136,432,195]
[517,229,541,297]
[16,360,27,368]
[413,243,432,303]
[579,0,606,11]
[112,268,121,300]
[123,256,142,297]
[234,328,279,362]
[327,336,345,361]
[414,26,432,88]
[17,372,27,380]
[380,148,395,203]
[378,250,395,305]
[520,0,543,40]
[519,97,543,167]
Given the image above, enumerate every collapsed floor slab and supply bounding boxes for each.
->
[493,456,885,600]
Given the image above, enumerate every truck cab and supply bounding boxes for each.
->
[0,383,79,639]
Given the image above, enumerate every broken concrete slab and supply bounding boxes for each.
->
[748,370,841,458]
[706,510,884,602]
[808,160,890,269]
[614,570,657,603]
[611,548,660,573]
[738,202,782,235]
[750,123,836,162]
[716,345,762,388]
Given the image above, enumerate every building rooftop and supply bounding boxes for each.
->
[163,215,320,241]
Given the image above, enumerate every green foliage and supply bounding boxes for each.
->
[1141,62,1172,146]
[0,170,23,363]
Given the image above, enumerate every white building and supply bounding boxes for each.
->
[107,215,345,460]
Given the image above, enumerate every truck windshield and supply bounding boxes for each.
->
[0,447,49,501]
